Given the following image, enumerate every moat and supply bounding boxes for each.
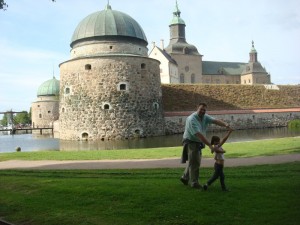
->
[0,127,300,153]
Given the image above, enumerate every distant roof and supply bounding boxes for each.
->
[37,77,60,97]
[71,3,147,47]
[202,61,246,76]
[154,46,177,65]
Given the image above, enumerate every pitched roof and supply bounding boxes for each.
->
[202,61,246,76]
[154,46,178,65]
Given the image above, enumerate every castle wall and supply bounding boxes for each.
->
[59,55,165,140]
[164,109,300,135]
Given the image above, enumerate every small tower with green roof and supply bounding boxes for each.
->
[241,41,271,84]
[31,76,60,129]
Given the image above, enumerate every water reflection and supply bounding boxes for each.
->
[60,127,300,151]
[0,127,299,153]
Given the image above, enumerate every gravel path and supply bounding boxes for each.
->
[0,154,299,170]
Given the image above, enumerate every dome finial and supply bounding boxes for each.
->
[105,0,112,10]
[174,0,181,17]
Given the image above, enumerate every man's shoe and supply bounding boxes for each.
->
[180,177,188,186]
[191,183,202,189]
[203,184,208,191]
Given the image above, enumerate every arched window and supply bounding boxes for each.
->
[180,74,184,83]
[104,104,110,110]
[82,132,89,139]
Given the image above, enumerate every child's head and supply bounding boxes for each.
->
[211,136,220,145]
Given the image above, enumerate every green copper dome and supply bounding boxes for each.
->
[71,4,148,47]
[37,77,60,97]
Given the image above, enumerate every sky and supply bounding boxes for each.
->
[0,0,299,113]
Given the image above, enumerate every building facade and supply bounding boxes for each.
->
[149,2,271,85]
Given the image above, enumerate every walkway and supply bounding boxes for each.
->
[0,154,299,170]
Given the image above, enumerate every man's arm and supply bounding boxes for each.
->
[195,132,214,152]
[212,119,230,129]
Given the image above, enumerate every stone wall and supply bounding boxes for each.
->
[59,55,165,140]
[164,109,300,135]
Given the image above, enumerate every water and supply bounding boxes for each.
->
[0,127,300,153]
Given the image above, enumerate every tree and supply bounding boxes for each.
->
[0,0,8,10]
[1,0,56,11]
[15,111,31,125]
[0,114,8,126]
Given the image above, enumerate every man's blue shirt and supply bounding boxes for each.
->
[183,112,214,142]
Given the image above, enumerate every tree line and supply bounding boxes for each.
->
[0,111,31,127]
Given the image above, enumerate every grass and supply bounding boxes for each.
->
[0,163,299,225]
[0,136,299,161]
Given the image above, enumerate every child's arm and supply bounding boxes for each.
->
[219,128,234,147]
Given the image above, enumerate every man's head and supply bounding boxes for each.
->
[197,103,207,117]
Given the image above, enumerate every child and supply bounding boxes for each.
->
[203,128,233,191]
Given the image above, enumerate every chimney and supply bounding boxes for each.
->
[152,41,156,49]
[160,39,164,49]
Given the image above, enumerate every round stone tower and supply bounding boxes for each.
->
[59,3,165,140]
[31,77,60,128]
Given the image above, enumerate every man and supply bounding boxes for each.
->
[180,103,231,189]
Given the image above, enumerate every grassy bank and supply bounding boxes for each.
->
[0,163,299,225]
[0,137,299,161]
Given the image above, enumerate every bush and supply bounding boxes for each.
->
[288,119,300,128]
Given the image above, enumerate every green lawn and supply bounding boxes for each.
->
[0,136,299,161]
[0,163,299,225]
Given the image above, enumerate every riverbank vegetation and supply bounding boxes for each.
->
[288,119,300,128]
[0,137,299,161]
[0,163,299,225]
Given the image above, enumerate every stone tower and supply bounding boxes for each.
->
[31,77,59,128]
[59,3,165,141]
[241,41,271,84]
[165,1,203,83]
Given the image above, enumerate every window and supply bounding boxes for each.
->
[120,84,126,90]
[48,111,51,114]
[153,102,159,110]
[191,74,195,83]
[85,64,91,70]
[104,104,110,110]
[109,46,113,50]
[141,63,146,69]
[62,108,65,113]
[65,88,70,94]
[118,82,129,91]
[39,114,42,118]
[82,132,89,139]
[180,74,184,83]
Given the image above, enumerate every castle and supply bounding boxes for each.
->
[32,2,278,141]
[149,1,271,85]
